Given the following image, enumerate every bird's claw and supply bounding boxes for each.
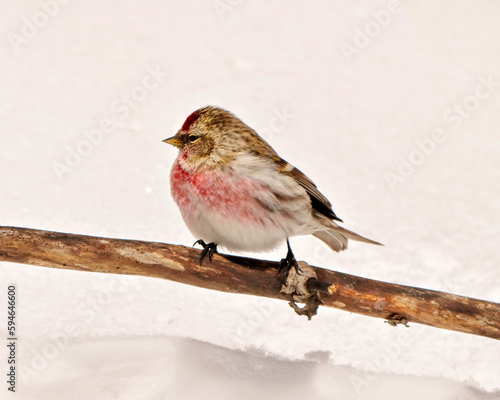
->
[193,240,218,265]
[279,256,302,283]
[278,240,302,283]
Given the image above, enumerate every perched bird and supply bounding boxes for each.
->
[163,106,381,275]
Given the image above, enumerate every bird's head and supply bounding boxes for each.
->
[163,106,265,169]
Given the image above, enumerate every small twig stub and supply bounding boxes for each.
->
[385,314,410,328]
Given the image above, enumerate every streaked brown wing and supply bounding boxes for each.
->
[275,157,343,222]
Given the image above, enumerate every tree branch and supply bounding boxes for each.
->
[1,226,499,340]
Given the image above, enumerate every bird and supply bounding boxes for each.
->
[163,106,381,277]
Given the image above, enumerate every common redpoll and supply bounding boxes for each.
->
[164,106,381,274]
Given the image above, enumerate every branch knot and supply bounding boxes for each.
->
[280,261,325,320]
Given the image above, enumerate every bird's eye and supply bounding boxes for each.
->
[188,135,199,143]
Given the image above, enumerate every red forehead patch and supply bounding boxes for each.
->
[181,109,201,131]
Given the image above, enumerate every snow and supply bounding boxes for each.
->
[1,0,499,398]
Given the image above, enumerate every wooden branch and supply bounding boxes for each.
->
[1,226,499,340]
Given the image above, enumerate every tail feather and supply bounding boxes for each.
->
[313,226,382,253]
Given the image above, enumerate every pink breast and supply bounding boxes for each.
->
[170,159,267,226]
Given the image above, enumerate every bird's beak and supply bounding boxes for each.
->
[163,136,183,148]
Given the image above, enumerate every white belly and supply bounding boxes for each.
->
[170,153,318,252]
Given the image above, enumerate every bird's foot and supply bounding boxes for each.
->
[193,240,218,265]
[278,240,302,283]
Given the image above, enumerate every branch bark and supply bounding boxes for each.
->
[1,226,499,340]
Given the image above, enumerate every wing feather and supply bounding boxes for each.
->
[274,157,343,222]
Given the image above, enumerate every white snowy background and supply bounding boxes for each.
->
[1,1,500,399]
